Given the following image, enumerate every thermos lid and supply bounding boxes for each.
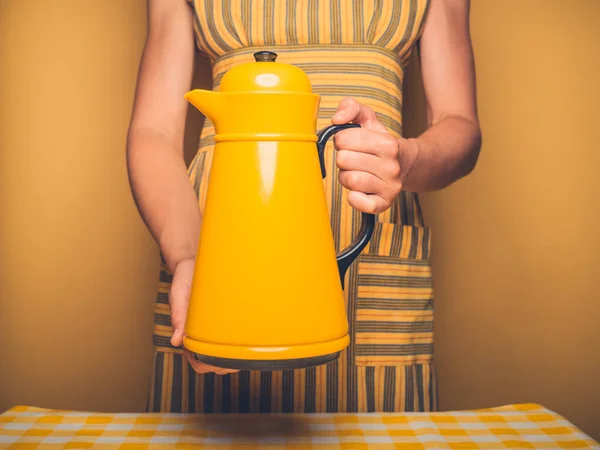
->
[218,51,313,94]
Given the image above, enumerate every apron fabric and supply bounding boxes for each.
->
[149,0,436,413]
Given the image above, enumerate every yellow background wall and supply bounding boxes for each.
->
[1,0,598,440]
[0,0,157,412]
[406,1,600,439]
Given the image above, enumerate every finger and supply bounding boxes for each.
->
[169,263,194,347]
[332,97,376,124]
[184,350,239,375]
[332,97,386,132]
[347,190,390,214]
[338,170,386,195]
[215,368,240,375]
[336,150,385,180]
[333,129,399,159]
[183,350,208,373]
[169,286,188,347]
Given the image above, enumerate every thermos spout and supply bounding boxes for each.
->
[184,89,224,125]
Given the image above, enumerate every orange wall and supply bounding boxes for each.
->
[0,0,157,412]
[1,0,598,440]
[404,0,600,438]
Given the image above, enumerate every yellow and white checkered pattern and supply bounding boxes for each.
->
[0,403,597,449]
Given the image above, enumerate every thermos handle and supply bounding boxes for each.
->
[316,124,376,289]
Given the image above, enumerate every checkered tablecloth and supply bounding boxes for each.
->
[0,403,597,449]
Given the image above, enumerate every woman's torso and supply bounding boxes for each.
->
[149,0,436,413]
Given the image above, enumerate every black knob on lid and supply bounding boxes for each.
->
[254,51,278,62]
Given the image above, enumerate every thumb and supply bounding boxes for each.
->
[332,97,386,132]
[332,97,361,124]
[169,259,195,347]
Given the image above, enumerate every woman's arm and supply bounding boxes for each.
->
[331,0,481,213]
[127,0,235,374]
[126,0,198,273]
[402,0,482,192]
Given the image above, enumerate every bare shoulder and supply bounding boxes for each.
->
[421,0,471,30]
[147,0,194,30]
[417,0,478,125]
[128,0,196,147]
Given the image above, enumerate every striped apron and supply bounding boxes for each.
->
[150,0,436,413]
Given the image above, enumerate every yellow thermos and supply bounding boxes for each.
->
[183,51,375,370]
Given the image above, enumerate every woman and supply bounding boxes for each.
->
[127,0,481,413]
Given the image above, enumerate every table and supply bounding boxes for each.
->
[1,403,597,449]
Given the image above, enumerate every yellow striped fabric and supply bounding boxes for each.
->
[150,0,434,413]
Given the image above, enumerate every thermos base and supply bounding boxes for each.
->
[183,334,350,371]
[193,352,341,371]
